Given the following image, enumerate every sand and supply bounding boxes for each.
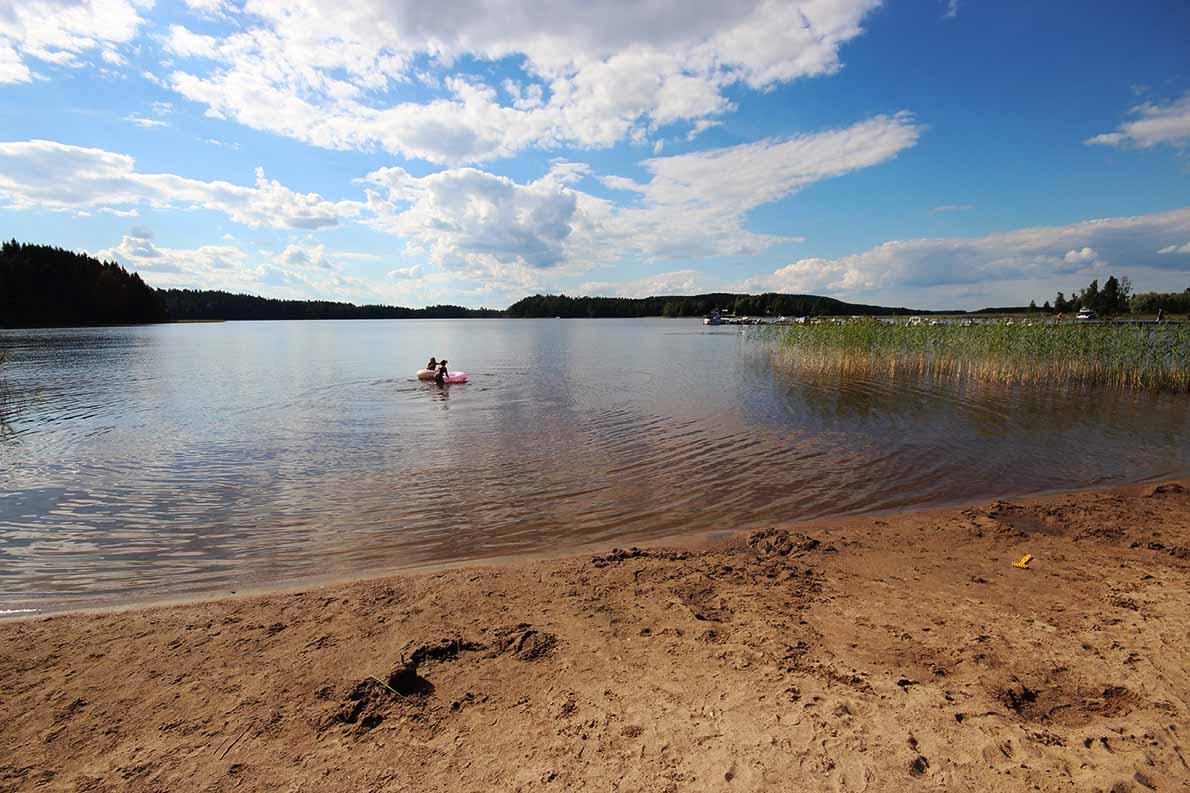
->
[2,480,1189,792]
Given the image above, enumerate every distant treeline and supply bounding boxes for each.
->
[158,289,502,321]
[1033,276,1190,317]
[505,292,935,319]
[0,240,498,327]
[10,238,1185,328]
[1,240,166,328]
[1131,289,1190,316]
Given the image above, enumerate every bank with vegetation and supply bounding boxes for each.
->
[504,292,934,318]
[767,319,1190,392]
[4,237,1189,328]
[0,241,498,327]
[157,289,502,322]
[1,241,166,327]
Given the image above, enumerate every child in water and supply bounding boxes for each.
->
[434,359,449,385]
[426,356,438,370]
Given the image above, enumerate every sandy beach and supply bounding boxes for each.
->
[2,480,1188,792]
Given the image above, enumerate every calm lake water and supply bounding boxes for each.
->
[2,318,1188,614]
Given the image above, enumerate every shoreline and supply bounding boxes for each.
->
[3,479,1189,791]
[10,471,1190,621]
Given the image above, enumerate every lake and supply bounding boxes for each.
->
[2,318,1188,614]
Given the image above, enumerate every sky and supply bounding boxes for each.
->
[1,0,1188,310]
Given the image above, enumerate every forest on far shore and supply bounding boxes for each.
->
[0,242,496,327]
[3,239,1187,328]
[158,289,502,322]
[1,241,166,327]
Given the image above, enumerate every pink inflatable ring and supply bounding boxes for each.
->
[416,369,468,383]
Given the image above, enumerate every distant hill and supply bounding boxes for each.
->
[1,241,166,328]
[158,289,502,321]
[505,292,942,319]
[3,238,1027,328]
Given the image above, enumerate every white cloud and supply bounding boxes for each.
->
[276,242,333,270]
[1158,242,1190,255]
[97,232,249,282]
[1087,93,1190,149]
[931,203,973,213]
[941,0,958,19]
[184,0,232,18]
[0,0,149,83]
[0,139,362,229]
[0,42,31,83]
[744,208,1190,297]
[361,160,586,273]
[595,113,920,259]
[686,119,721,141]
[125,114,168,128]
[161,0,881,164]
[164,24,219,58]
[388,264,422,279]
[98,231,381,300]
[358,113,919,292]
[96,206,139,217]
[140,68,168,87]
[581,269,705,298]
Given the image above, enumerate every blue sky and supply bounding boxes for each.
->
[1,0,1188,309]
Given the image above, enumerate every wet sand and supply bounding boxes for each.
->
[2,480,1189,792]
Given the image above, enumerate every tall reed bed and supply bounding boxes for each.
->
[765,321,1190,392]
[0,350,9,425]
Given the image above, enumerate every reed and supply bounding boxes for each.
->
[765,320,1190,392]
[0,350,9,425]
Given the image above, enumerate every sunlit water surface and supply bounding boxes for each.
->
[2,319,1187,613]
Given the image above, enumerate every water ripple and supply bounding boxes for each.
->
[2,319,1188,613]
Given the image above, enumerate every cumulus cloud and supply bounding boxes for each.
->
[0,139,362,229]
[276,243,333,270]
[744,208,1190,296]
[580,269,705,298]
[183,0,233,18]
[1063,246,1098,264]
[1158,242,1190,255]
[0,0,149,83]
[358,113,919,286]
[686,119,721,142]
[596,113,920,259]
[161,0,881,164]
[97,232,249,281]
[1086,93,1190,149]
[361,160,589,273]
[98,231,379,300]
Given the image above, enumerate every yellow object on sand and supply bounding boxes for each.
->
[1011,553,1033,569]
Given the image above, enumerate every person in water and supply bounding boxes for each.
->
[426,356,438,370]
[434,359,449,385]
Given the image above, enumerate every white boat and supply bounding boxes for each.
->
[1076,307,1097,321]
[703,309,724,326]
